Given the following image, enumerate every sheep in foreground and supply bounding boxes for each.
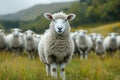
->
[38,12,75,80]
[103,32,118,56]
[24,30,37,59]
[95,34,105,57]
[0,29,6,51]
[6,28,23,55]
[76,30,93,60]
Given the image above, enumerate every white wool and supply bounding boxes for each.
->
[0,29,6,50]
[38,12,75,65]
[117,36,120,50]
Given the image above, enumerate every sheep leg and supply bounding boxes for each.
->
[60,63,66,80]
[84,51,88,60]
[46,65,51,76]
[31,52,35,59]
[28,52,31,59]
[78,49,83,60]
[50,63,58,78]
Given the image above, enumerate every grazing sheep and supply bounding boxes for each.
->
[24,30,37,59]
[117,36,120,50]
[103,32,118,56]
[5,28,23,55]
[76,30,93,60]
[38,12,75,80]
[0,29,6,51]
[89,33,98,51]
[95,34,105,57]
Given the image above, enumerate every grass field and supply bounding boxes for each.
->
[0,51,120,80]
[0,22,120,80]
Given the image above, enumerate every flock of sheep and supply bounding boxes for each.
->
[0,12,120,80]
[72,30,120,59]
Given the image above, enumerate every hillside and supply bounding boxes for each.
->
[72,22,120,35]
[0,2,75,21]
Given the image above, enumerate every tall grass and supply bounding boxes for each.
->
[0,22,120,80]
[0,51,120,80]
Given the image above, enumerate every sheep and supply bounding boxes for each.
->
[89,33,98,52]
[5,28,23,55]
[24,30,37,59]
[34,34,41,52]
[117,35,120,50]
[71,30,79,56]
[103,32,118,56]
[0,29,6,51]
[95,34,105,57]
[38,12,76,80]
[76,29,93,60]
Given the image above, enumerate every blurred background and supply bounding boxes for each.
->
[0,0,120,34]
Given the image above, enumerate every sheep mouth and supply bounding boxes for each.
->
[58,30,62,33]
[57,30,63,34]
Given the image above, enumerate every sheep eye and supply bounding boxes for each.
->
[65,19,67,22]
[53,19,56,23]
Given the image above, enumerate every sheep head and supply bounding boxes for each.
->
[44,12,76,35]
[11,28,22,37]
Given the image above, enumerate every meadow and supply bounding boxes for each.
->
[0,22,120,80]
[0,51,120,80]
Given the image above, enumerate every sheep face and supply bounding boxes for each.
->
[44,12,76,35]
[24,30,35,40]
[108,33,118,41]
[78,30,87,38]
[34,35,41,41]
[90,33,98,41]
[0,29,5,37]
[96,36,104,44]
[11,28,22,37]
[52,19,66,34]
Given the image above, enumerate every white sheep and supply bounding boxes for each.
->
[117,35,120,50]
[103,32,118,56]
[0,29,6,51]
[89,33,98,51]
[95,34,105,57]
[5,28,23,55]
[38,12,75,80]
[24,30,37,59]
[76,29,93,60]
[34,34,41,52]
[71,31,79,56]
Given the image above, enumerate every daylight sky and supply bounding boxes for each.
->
[0,0,78,15]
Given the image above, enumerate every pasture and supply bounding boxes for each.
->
[0,51,120,80]
[0,22,120,80]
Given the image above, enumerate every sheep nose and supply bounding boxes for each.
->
[58,28,62,31]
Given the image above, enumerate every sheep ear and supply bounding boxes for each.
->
[11,29,14,32]
[67,14,76,21]
[24,32,26,34]
[115,33,118,36]
[19,29,22,32]
[85,30,88,33]
[89,34,93,37]
[32,32,35,35]
[2,30,5,33]
[44,13,53,20]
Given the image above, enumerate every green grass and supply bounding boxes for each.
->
[0,51,120,80]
